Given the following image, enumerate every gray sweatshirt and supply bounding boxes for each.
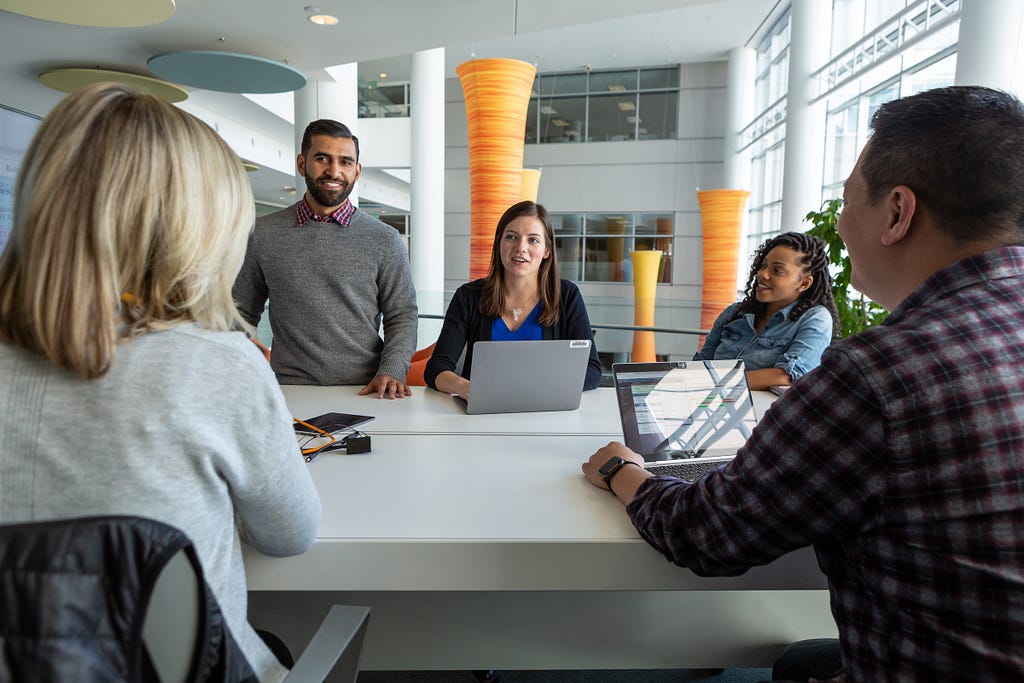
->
[0,326,321,682]
[233,204,418,385]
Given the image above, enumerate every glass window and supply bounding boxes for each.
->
[525,99,538,144]
[639,67,679,90]
[539,72,588,96]
[538,96,586,144]
[358,82,408,118]
[900,49,957,97]
[589,70,638,93]
[586,94,636,142]
[637,92,677,139]
[526,66,679,144]
[823,103,859,187]
[550,212,673,283]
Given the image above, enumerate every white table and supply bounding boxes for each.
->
[245,387,837,670]
[281,384,624,436]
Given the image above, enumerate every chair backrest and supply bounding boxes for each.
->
[0,515,255,683]
[143,547,203,683]
[0,515,368,682]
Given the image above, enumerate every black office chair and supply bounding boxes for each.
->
[0,515,370,683]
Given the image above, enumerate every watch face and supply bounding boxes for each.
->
[599,455,625,477]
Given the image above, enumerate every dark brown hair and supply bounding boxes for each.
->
[479,201,561,326]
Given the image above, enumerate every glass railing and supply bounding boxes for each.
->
[416,291,708,387]
[254,290,709,387]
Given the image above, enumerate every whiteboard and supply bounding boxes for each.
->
[0,104,42,255]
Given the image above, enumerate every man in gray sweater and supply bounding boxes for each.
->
[234,119,418,398]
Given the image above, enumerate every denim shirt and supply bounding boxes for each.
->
[693,301,833,381]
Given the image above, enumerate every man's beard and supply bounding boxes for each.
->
[304,172,353,210]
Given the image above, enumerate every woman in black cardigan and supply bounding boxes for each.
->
[425,201,602,398]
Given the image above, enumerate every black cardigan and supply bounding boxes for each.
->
[424,278,602,390]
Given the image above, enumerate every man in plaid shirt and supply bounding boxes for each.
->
[583,86,1024,681]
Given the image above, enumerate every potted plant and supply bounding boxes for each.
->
[805,198,887,338]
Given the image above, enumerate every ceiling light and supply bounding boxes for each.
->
[539,105,557,115]
[607,84,627,92]
[626,115,638,124]
[308,13,338,25]
[379,72,388,79]
[552,118,570,127]
[617,101,635,111]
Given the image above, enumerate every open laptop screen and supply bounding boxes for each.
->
[613,360,758,463]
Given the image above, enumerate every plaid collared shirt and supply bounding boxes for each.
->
[295,197,356,226]
[627,246,1024,681]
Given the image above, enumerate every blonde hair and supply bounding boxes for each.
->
[0,82,255,378]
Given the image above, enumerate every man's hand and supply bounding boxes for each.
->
[582,442,651,504]
[358,374,412,399]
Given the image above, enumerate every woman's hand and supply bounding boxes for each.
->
[435,370,470,400]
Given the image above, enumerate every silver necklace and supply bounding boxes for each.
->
[508,294,536,322]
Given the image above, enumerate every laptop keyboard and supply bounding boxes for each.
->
[648,459,728,481]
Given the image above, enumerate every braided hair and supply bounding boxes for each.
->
[734,231,839,327]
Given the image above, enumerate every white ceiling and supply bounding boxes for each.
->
[0,0,778,206]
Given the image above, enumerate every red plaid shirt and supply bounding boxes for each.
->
[627,246,1024,682]
[295,197,355,226]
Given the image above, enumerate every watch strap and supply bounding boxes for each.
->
[601,457,640,496]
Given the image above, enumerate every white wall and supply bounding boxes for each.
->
[443,61,729,359]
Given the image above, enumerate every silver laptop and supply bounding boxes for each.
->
[612,359,758,480]
[454,339,592,414]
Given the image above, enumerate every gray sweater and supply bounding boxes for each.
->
[0,326,321,682]
[234,204,418,385]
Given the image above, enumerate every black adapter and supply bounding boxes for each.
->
[345,433,371,454]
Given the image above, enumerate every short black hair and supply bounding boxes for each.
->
[862,86,1024,244]
[300,119,359,161]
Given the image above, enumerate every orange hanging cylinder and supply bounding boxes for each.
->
[697,189,750,339]
[456,58,537,280]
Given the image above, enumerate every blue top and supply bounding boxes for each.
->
[490,303,543,340]
[693,301,833,381]
[425,278,602,391]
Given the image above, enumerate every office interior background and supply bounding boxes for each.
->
[1,0,1022,370]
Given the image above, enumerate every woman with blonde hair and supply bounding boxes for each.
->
[0,83,319,681]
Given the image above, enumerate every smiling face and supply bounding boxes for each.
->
[754,245,812,313]
[297,134,361,214]
[499,215,550,282]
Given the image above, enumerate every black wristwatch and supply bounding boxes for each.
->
[599,455,639,495]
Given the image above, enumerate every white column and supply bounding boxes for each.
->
[780,0,830,230]
[294,65,360,204]
[723,47,756,191]
[410,47,446,346]
[955,0,1024,96]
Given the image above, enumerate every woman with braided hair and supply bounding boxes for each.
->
[694,231,838,390]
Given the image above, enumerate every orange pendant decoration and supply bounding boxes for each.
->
[697,189,750,339]
[456,58,537,279]
[520,168,542,202]
[631,250,664,362]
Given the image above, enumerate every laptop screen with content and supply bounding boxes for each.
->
[613,360,758,463]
